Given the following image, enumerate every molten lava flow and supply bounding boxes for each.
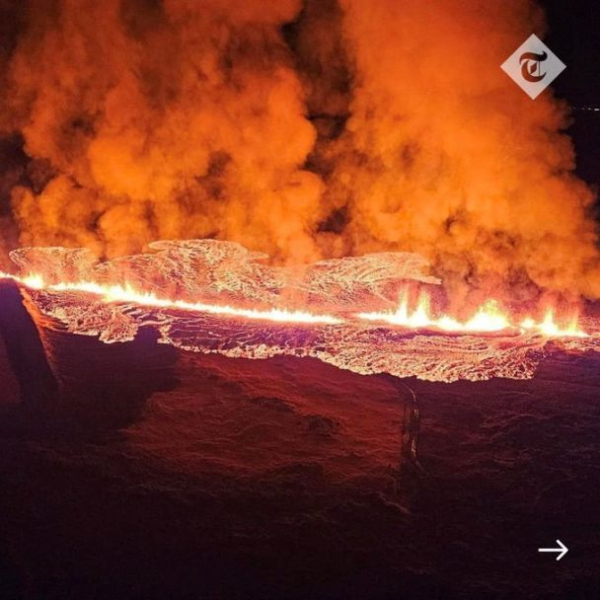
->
[3,243,597,385]
[520,312,587,339]
[1,273,343,326]
[0,265,590,337]
[357,290,588,338]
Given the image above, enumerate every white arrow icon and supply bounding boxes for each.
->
[538,540,568,561]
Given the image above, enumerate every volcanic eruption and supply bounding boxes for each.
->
[0,0,597,287]
[2,2,600,599]
[0,0,598,389]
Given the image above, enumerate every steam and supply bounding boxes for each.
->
[0,0,598,300]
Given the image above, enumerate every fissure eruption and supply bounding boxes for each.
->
[0,264,590,337]
[1,241,599,384]
[0,1,599,383]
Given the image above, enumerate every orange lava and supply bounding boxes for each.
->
[2,272,343,325]
[358,289,588,338]
[0,271,590,337]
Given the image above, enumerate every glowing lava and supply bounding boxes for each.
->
[1,273,343,325]
[520,312,587,338]
[357,290,588,338]
[0,271,590,337]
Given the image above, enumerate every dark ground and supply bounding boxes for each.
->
[0,288,599,600]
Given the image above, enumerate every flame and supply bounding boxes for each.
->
[0,271,590,337]
[520,311,588,339]
[1,272,342,325]
[357,289,588,338]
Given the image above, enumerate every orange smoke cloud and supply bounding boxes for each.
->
[323,0,600,301]
[0,0,598,299]
[2,0,323,263]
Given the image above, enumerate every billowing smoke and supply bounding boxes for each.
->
[319,0,600,304]
[0,0,598,301]
[1,0,324,264]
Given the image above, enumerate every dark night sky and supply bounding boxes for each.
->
[542,0,600,187]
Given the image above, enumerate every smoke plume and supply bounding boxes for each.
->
[1,0,324,263]
[0,0,598,300]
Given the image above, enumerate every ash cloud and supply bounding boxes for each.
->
[0,0,598,300]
